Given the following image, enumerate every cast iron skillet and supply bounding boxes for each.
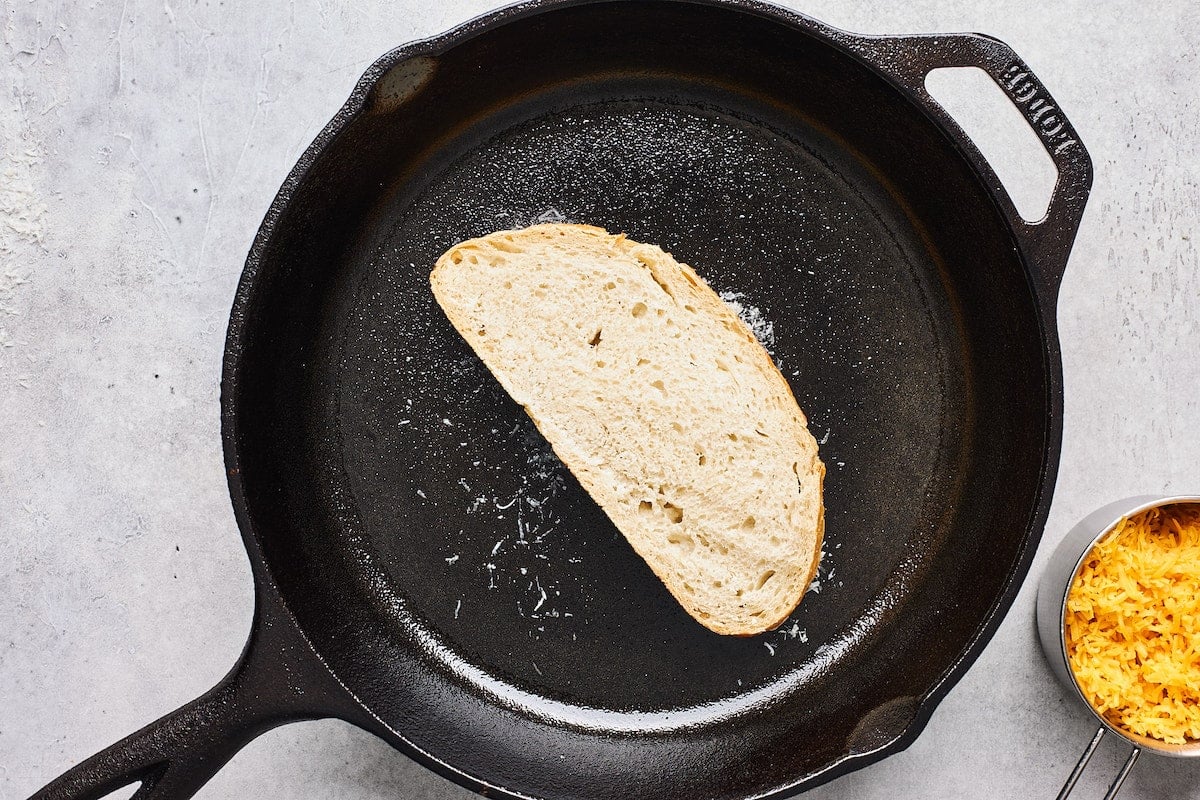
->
[33,1,1092,798]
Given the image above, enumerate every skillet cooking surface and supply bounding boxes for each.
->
[329,92,965,713]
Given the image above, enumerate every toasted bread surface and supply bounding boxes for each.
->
[431,224,824,635]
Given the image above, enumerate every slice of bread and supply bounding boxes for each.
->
[431,224,824,635]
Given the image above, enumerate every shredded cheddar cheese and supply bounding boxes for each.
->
[1066,504,1200,744]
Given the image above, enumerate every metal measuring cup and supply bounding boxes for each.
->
[1036,495,1200,799]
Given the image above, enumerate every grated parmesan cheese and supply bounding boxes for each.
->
[1066,504,1200,744]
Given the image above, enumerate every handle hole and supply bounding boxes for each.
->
[925,67,1057,223]
[98,784,142,800]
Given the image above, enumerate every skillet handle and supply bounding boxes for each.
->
[29,597,353,800]
[844,32,1093,301]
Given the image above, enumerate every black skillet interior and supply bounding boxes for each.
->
[233,1,1055,797]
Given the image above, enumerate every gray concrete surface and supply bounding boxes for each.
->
[2,1,1199,798]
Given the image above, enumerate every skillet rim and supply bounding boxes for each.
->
[220,0,1072,796]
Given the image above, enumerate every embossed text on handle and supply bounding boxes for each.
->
[1000,62,1078,156]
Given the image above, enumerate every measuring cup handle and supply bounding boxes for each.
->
[1101,747,1140,800]
[1055,727,1141,800]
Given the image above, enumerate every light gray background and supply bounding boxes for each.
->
[2,1,1199,798]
